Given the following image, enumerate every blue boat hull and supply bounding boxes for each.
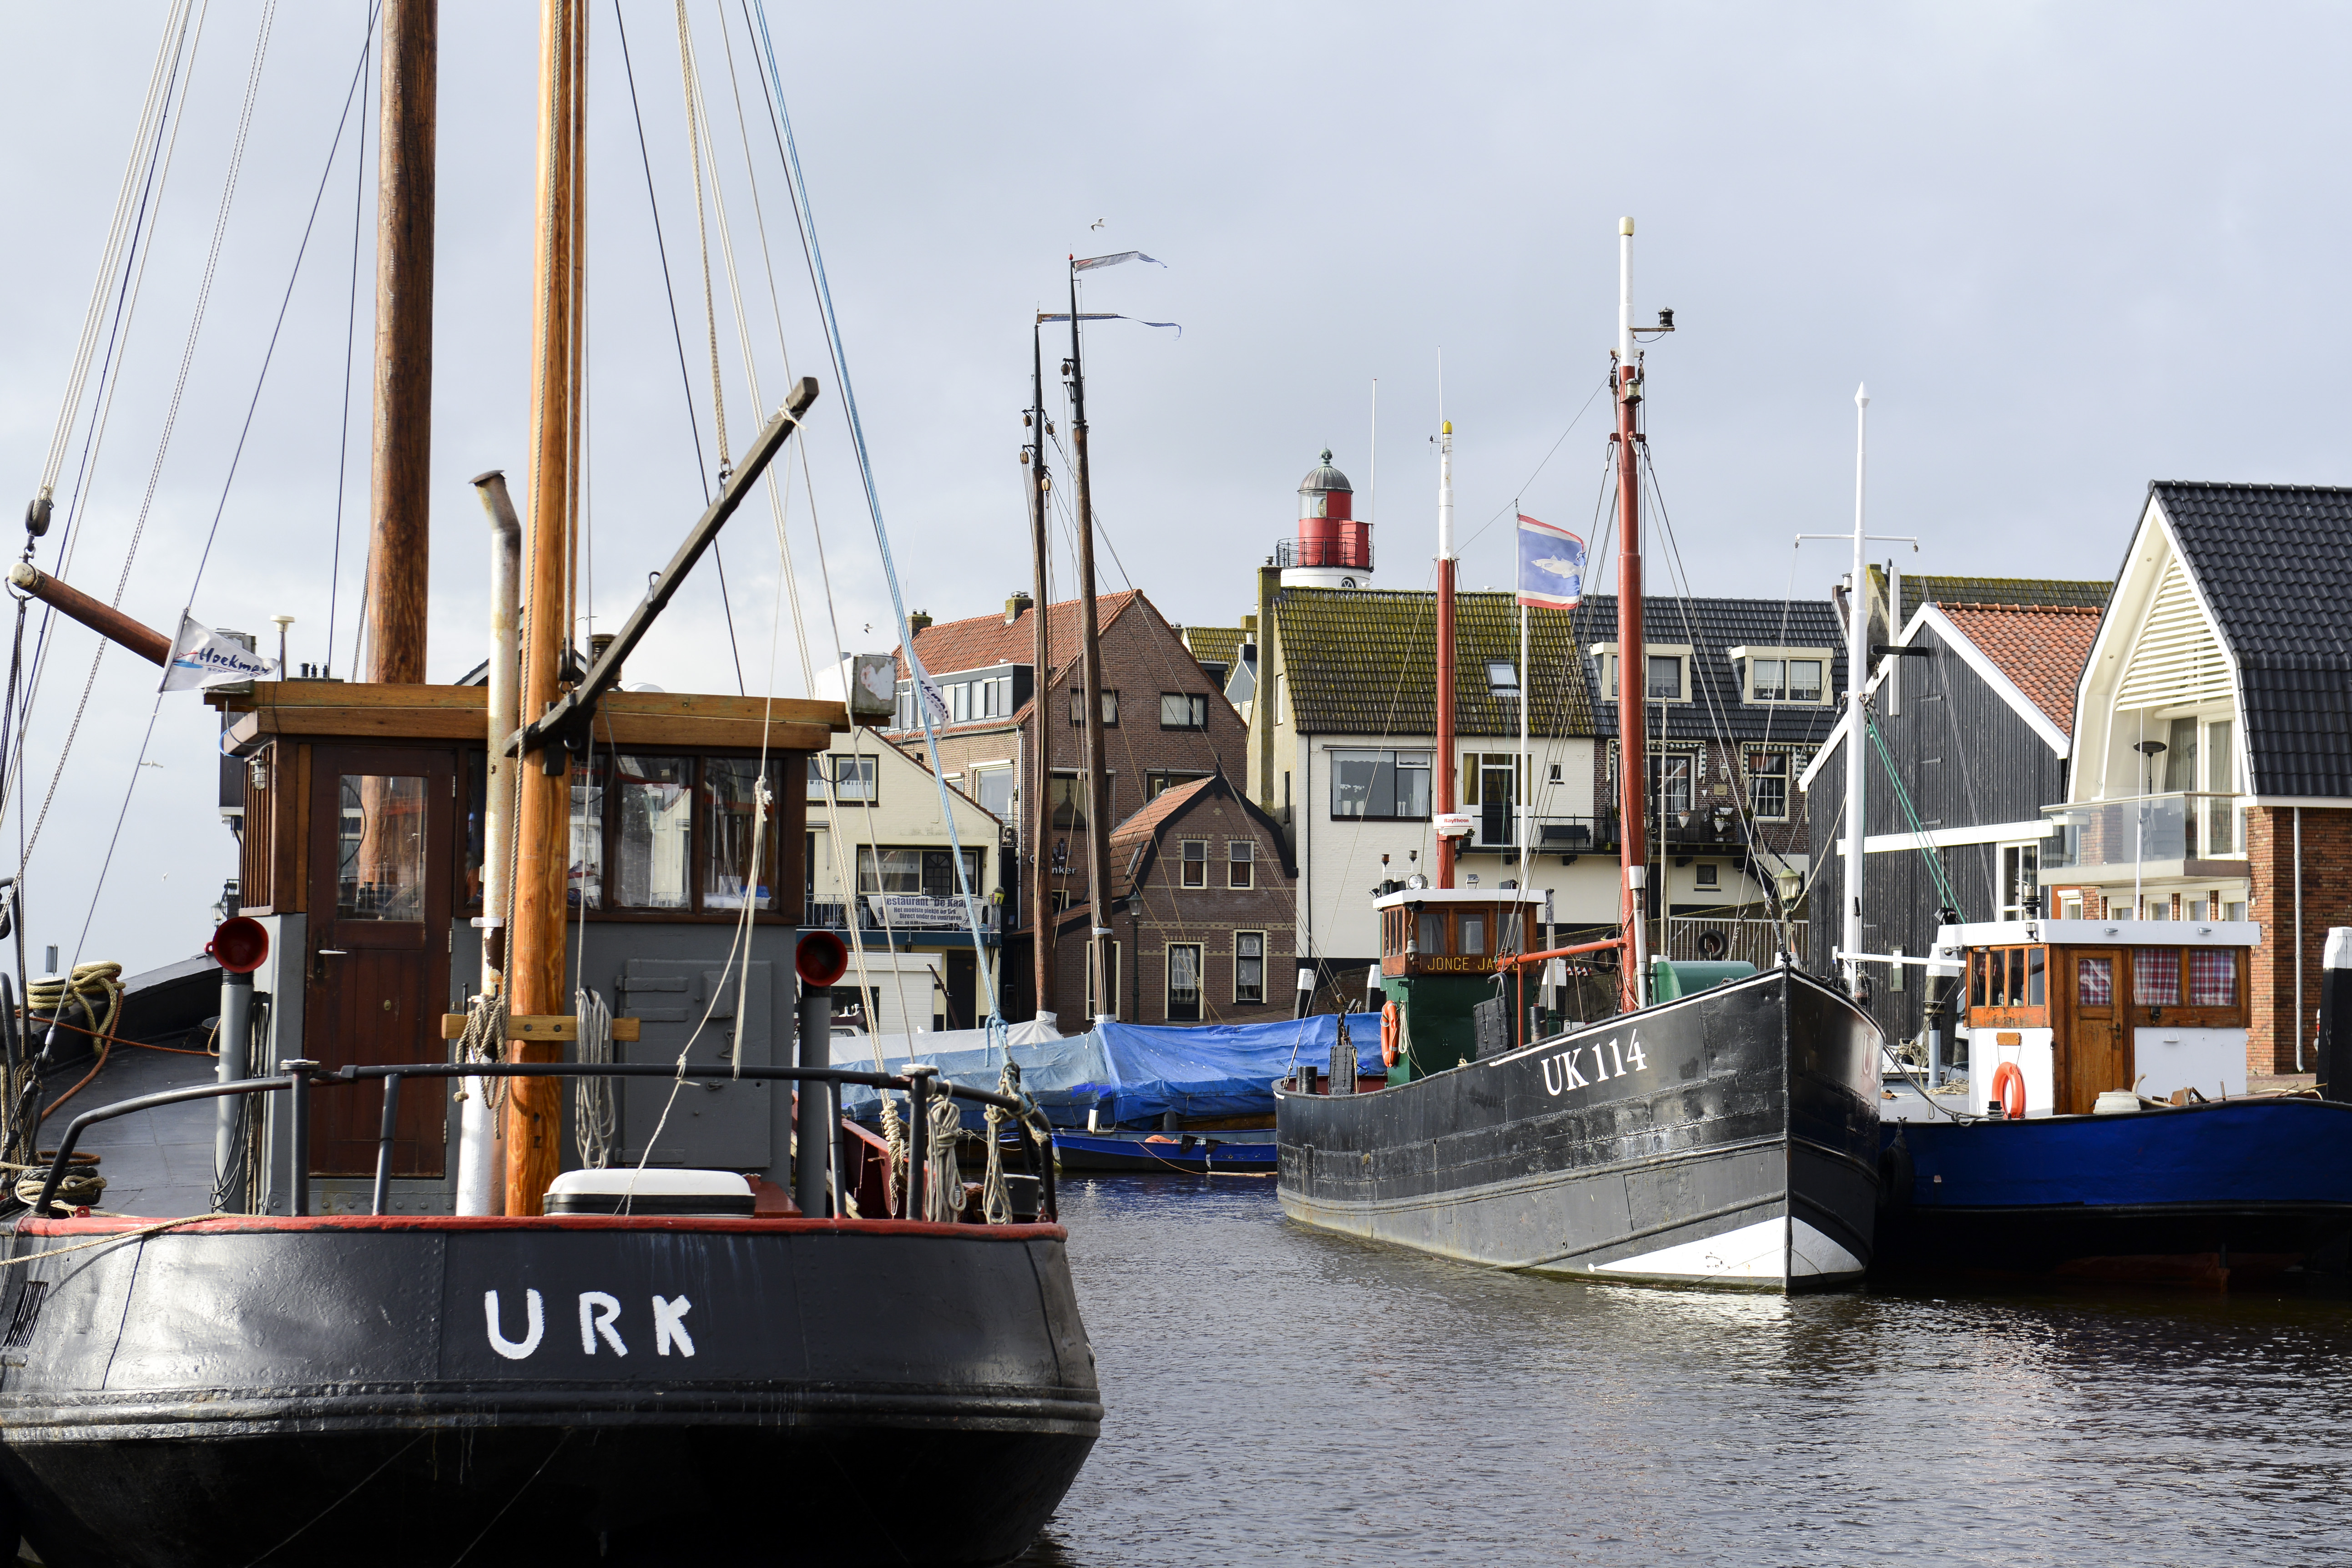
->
[1052,1131,1276,1174]
[1876,1098,2352,1281]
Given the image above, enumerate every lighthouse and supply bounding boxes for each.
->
[1277,449,1373,589]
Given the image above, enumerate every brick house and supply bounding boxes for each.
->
[2059,482,2352,1073]
[1067,772,1298,1025]
[887,589,1246,1022]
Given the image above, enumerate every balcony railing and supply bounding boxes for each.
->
[1464,811,1619,853]
[1274,534,1373,571]
[1666,915,1805,968]
[2040,792,2244,877]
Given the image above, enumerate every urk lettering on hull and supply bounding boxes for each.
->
[1539,1032,1649,1097]
[484,1289,697,1361]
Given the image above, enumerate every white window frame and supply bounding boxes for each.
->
[1728,645,1836,706]
[1234,930,1266,1004]
[1587,643,1695,705]
[1179,839,1209,888]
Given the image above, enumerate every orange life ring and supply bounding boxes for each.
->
[1380,1001,1401,1069]
[1990,1061,2027,1120]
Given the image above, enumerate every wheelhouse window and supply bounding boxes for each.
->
[1330,749,1433,820]
[614,756,693,910]
[1968,944,2047,1026]
[512,753,800,918]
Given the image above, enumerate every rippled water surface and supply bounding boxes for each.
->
[1018,1177,2352,1567]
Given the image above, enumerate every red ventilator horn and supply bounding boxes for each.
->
[795,929,848,989]
[206,916,270,975]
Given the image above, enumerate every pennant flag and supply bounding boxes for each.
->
[904,641,949,730]
[1072,250,1164,272]
[1515,513,1585,610]
[1036,311,1183,338]
[161,614,276,691]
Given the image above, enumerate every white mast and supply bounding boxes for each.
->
[1842,384,1870,998]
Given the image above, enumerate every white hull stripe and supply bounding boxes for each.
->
[1593,1217,1862,1282]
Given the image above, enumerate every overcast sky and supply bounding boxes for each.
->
[3,1,2349,972]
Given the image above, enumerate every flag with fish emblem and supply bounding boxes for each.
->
[1515,513,1585,610]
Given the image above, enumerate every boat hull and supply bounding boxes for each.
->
[1277,968,1882,1291]
[0,1215,1099,1568]
[1875,1098,2352,1283]
[1052,1130,1276,1174]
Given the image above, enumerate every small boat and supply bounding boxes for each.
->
[1874,917,2352,1284]
[1053,1127,1276,1174]
[1276,221,1885,1292]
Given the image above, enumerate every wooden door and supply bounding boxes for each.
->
[2062,948,2126,1115]
[306,746,455,1176]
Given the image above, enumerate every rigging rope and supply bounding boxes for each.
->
[1866,712,1968,918]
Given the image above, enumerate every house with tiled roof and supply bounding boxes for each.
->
[885,589,1245,1023]
[1247,572,1614,991]
[1570,595,1847,955]
[2060,481,2352,1072]
[1070,773,1299,1025]
[1801,590,2106,1056]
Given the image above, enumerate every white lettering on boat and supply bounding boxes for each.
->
[652,1294,696,1357]
[1539,1032,1648,1098]
[485,1289,545,1360]
[579,1291,628,1356]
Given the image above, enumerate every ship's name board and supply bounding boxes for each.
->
[1415,956,1498,974]
[1537,1031,1649,1097]
[483,1289,695,1360]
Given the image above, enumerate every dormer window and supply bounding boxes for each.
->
[1588,643,1693,704]
[1485,660,1519,696]
[1729,646,1833,706]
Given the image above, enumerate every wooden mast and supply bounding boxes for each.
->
[1065,264,1115,1021]
[1613,217,1650,1013]
[363,0,438,684]
[504,0,585,1215]
[1026,328,1056,1022]
[1434,420,1457,890]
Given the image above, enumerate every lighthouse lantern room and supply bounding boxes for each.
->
[1278,449,1373,589]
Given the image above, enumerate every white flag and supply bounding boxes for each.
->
[161,614,276,691]
[904,645,949,730]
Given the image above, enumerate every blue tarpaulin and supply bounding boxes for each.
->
[840,1013,1346,1127]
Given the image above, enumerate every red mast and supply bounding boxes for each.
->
[1613,217,1650,1012]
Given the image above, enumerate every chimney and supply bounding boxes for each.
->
[589,631,618,688]
[908,610,933,635]
[1005,591,1033,625]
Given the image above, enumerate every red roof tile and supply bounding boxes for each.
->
[1936,603,2103,735]
[896,592,1144,684]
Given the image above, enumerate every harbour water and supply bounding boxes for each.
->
[1021,1177,2352,1567]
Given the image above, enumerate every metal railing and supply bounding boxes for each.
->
[30,1060,1050,1225]
[1469,812,1619,853]
[1666,915,1803,967]
[2041,791,2243,872]
[1273,536,1373,572]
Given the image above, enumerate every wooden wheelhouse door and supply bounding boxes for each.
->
[2062,947,2126,1115]
[305,745,455,1176]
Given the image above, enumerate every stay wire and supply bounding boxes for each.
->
[323,24,373,675]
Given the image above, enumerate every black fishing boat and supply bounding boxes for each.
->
[0,4,1095,1562]
[1276,219,1885,1291]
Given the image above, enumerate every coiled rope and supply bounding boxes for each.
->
[26,963,126,1126]
[923,1093,963,1224]
[6,1152,104,1212]
[574,984,615,1170]
[981,1065,1015,1225]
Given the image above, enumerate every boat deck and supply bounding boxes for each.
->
[48,1038,217,1217]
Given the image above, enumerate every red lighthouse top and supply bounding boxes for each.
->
[1286,449,1372,577]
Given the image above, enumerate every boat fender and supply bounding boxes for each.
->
[1990,1061,2027,1121]
[1877,1126,1914,1215]
[1380,1001,1401,1069]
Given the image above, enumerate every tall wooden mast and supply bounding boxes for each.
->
[363,0,438,684]
[504,0,585,1215]
[1434,420,1458,889]
[1026,328,1056,1022]
[1613,217,1650,1012]
[1065,265,1115,1021]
